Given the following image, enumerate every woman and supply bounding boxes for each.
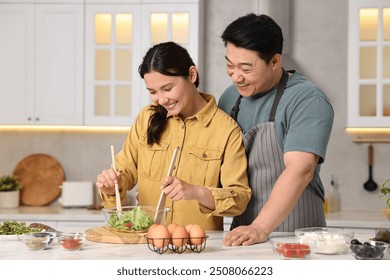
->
[96,42,251,230]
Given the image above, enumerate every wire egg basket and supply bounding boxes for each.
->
[145,235,208,254]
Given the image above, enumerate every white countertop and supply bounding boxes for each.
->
[325,211,390,229]
[0,205,105,223]
[1,229,388,260]
[1,207,389,260]
[1,206,389,230]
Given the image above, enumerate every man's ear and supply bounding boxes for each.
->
[271,54,282,69]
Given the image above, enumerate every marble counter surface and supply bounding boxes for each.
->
[0,205,104,223]
[0,206,389,230]
[1,229,388,260]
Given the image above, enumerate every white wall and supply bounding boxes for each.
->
[1,0,389,211]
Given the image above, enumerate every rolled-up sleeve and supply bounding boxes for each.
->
[199,128,251,216]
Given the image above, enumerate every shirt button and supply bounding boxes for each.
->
[202,153,207,158]
[181,125,185,129]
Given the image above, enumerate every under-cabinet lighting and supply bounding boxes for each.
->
[0,125,129,133]
[345,127,390,134]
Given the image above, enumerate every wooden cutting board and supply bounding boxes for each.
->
[13,153,64,206]
[86,226,147,244]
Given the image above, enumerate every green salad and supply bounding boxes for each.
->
[0,220,41,235]
[108,207,154,231]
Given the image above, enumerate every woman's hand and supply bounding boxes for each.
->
[96,168,121,195]
[160,176,194,201]
[222,224,268,246]
[160,176,215,210]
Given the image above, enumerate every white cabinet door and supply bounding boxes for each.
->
[34,4,84,125]
[140,2,202,109]
[348,0,390,127]
[0,4,34,124]
[84,0,203,126]
[0,2,84,125]
[84,4,142,126]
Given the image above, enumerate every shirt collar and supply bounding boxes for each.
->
[169,93,218,127]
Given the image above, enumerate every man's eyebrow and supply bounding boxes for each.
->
[224,56,253,66]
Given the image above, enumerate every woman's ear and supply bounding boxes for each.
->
[188,66,197,83]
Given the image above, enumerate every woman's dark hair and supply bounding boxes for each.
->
[138,41,199,145]
[221,13,283,64]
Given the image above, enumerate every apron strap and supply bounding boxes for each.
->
[230,95,243,121]
[229,68,289,123]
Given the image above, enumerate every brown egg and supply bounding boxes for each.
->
[188,224,206,245]
[148,224,170,248]
[147,224,159,245]
[166,223,177,236]
[185,224,193,232]
[171,225,189,247]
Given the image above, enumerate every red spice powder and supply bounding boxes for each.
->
[61,238,83,250]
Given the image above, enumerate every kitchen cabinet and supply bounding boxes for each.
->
[0,1,84,125]
[348,0,390,127]
[84,0,203,126]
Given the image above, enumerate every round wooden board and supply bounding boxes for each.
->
[13,153,64,206]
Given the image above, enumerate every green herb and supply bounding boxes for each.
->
[380,179,390,208]
[0,175,22,192]
[0,220,40,235]
[108,207,153,231]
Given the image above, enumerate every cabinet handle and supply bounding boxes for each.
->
[35,117,40,121]
[28,117,32,121]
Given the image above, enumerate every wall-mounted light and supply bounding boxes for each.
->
[0,125,129,133]
[345,127,390,143]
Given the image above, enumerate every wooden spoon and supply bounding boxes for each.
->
[154,146,180,223]
[111,145,122,214]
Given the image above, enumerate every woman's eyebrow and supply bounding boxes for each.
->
[146,82,174,91]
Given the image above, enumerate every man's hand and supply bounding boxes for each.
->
[222,224,268,246]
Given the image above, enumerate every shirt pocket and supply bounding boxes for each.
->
[188,146,223,186]
[139,139,170,181]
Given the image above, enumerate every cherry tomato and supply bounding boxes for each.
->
[275,243,311,258]
[124,222,133,229]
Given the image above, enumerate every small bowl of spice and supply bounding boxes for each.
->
[30,232,56,246]
[22,233,51,251]
[58,233,86,251]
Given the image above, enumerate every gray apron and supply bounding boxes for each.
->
[230,69,325,232]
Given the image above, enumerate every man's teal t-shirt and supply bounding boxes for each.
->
[218,71,334,198]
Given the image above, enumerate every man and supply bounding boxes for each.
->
[218,13,334,246]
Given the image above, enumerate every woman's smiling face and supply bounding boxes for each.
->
[225,42,280,96]
[144,67,197,119]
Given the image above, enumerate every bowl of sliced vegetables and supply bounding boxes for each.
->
[102,206,170,232]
